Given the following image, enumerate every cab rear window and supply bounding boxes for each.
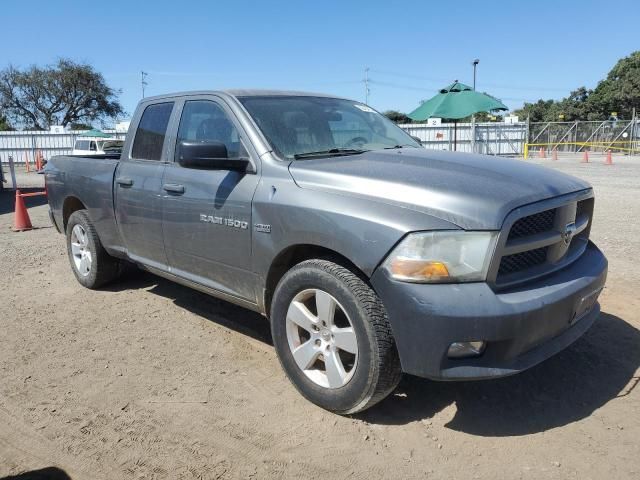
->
[132,102,174,160]
[75,140,90,150]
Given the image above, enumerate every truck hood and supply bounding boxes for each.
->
[288,148,591,230]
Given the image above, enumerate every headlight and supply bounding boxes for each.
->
[382,231,498,283]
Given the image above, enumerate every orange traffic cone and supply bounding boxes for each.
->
[552,148,558,161]
[538,147,546,159]
[35,151,42,170]
[582,150,589,163]
[605,150,613,165]
[24,152,31,172]
[13,190,33,232]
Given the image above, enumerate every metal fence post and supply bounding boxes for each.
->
[8,154,17,190]
[525,116,530,158]
[31,133,37,165]
[471,116,476,153]
[631,108,637,153]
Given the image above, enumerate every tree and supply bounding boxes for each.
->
[513,99,557,122]
[69,122,94,131]
[0,59,123,129]
[383,110,413,124]
[0,112,13,131]
[458,111,504,122]
[586,51,640,120]
[556,87,592,121]
[513,51,640,121]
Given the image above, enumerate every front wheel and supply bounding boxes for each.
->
[270,259,402,414]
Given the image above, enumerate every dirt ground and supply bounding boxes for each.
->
[1,155,639,480]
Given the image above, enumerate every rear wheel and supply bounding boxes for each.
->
[66,210,121,289]
[271,259,402,414]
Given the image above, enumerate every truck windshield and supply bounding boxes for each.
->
[238,96,420,160]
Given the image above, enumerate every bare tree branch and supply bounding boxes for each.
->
[0,59,124,129]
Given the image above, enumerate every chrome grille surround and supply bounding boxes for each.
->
[487,189,594,290]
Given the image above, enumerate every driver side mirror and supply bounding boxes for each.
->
[178,140,250,171]
[411,136,424,146]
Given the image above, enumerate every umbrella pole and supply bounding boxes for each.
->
[454,121,457,151]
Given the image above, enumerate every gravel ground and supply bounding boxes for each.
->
[1,156,639,480]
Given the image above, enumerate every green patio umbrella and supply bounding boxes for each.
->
[80,128,111,138]
[408,81,508,151]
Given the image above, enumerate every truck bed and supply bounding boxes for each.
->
[46,155,123,254]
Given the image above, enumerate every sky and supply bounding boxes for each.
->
[2,0,639,122]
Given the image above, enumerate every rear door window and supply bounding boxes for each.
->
[132,102,174,160]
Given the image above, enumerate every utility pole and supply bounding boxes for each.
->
[472,59,479,90]
[141,71,148,98]
[364,67,370,105]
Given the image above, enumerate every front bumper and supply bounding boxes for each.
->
[370,241,608,380]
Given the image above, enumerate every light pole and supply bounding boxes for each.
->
[472,59,479,91]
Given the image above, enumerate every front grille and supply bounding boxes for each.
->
[493,194,594,287]
[498,247,548,276]
[576,198,590,221]
[508,209,555,240]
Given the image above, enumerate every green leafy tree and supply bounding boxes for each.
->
[69,122,94,130]
[383,110,413,124]
[458,111,504,122]
[586,51,640,120]
[514,99,557,122]
[0,59,123,129]
[0,112,13,131]
[514,51,640,121]
[554,87,592,121]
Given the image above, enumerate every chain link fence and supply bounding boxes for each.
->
[527,119,640,155]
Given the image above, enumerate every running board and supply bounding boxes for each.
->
[139,264,263,314]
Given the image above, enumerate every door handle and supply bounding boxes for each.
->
[116,177,134,187]
[163,183,185,194]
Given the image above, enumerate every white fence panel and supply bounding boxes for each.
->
[0,122,527,166]
[399,122,527,156]
[0,130,126,164]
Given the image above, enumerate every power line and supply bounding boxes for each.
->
[370,68,572,93]
[369,68,450,84]
[368,79,537,103]
[369,79,435,92]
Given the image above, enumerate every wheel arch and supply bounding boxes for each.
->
[263,243,368,317]
[62,196,87,232]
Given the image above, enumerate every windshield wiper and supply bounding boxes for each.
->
[383,144,419,149]
[293,148,366,160]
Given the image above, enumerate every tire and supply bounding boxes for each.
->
[270,259,402,414]
[66,210,121,289]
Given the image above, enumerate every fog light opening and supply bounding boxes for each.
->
[447,341,486,359]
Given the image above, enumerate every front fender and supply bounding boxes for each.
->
[251,180,459,280]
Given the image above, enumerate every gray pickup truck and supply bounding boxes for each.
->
[46,90,608,413]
